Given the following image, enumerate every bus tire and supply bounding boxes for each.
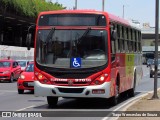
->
[109,77,120,106]
[47,96,58,108]
[109,86,119,106]
[128,71,136,97]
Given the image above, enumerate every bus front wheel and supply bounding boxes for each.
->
[109,84,119,106]
[128,71,136,97]
[47,96,58,108]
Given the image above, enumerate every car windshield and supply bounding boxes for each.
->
[147,59,153,63]
[36,29,108,69]
[18,61,27,67]
[0,61,11,67]
[25,63,34,72]
[151,59,160,65]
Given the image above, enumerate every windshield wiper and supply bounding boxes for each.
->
[77,27,91,44]
[68,28,91,58]
[45,27,56,44]
[82,27,91,38]
[41,27,56,64]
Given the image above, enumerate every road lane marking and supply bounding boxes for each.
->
[16,105,36,111]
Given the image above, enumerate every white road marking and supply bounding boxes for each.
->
[16,105,36,111]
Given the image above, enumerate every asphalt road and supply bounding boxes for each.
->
[0,65,159,120]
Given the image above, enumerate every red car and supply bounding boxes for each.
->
[17,62,34,94]
[0,59,21,82]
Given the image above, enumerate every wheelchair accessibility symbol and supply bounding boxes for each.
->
[71,58,81,68]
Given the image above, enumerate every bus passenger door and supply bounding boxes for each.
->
[110,24,117,96]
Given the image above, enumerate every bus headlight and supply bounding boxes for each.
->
[91,74,108,85]
[38,74,43,80]
[35,72,51,84]
[100,76,105,81]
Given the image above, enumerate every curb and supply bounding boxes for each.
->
[114,88,160,120]
[122,88,160,111]
[102,88,160,120]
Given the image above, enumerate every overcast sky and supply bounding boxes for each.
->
[51,0,156,27]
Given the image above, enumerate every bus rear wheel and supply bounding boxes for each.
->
[47,96,58,108]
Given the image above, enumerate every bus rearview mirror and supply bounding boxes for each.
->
[26,33,32,50]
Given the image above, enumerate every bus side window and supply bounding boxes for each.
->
[111,41,116,61]
[110,23,116,61]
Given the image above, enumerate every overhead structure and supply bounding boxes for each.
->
[0,0,65,47]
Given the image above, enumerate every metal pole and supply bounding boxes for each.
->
[75,0,77,10]
[152,0,159,99]
[102,0,105,11]
[123,5,124,18]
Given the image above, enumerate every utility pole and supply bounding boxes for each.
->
[102,0,105,11]
[123,5,124,18]
[75,0,77,10]
[152,0,159,99]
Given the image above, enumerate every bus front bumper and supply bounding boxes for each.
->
[34,81,111,98]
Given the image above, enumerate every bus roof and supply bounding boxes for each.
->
[38,9,104,15]
[108,13,141,30]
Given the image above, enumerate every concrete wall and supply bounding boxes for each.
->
[0,45,34,60]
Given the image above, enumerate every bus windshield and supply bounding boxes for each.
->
[36,29,108,68]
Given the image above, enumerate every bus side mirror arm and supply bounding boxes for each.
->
[26,33,32,50]
[26,24,36,50]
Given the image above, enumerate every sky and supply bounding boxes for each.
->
[51,0,156,27]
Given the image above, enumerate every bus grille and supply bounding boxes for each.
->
[49,72,93,79]
[58,88,84,93]
[54,81,88,86]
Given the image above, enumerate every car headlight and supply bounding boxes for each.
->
[3,70,10,74]
[19,74,25,79]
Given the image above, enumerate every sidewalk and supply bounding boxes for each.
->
[118,90,160,120]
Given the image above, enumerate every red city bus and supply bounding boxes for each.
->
[27,10,143,107]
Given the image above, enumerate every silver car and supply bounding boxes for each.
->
[150,59,160,78]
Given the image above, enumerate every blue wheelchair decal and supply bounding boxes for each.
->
[71,58,81,68]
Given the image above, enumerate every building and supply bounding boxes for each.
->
[141,23,160,63]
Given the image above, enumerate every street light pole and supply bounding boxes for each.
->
[75,0,77,10]
[152,0,159,99]
[123,5,125,18]
[102,0,105,11]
